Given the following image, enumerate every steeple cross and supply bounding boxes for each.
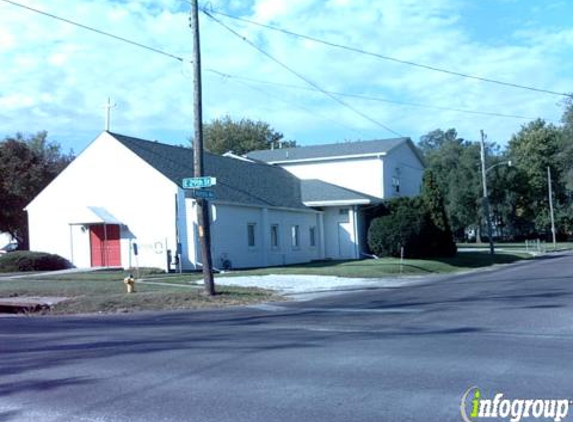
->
[103,97,116,131]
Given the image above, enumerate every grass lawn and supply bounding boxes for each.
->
[0,249,535,315]
[0,274,278,315]
[223,250,532,279]
[458,242,573,252]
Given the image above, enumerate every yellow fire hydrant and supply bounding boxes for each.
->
[123,274,136,293]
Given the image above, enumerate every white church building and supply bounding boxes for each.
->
[26,131,424,271]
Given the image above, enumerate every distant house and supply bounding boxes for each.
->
[0,233,14,249]
[26,132,424,271]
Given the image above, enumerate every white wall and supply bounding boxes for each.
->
[277,147,424,201]
[176,189,196,271]
[198,202,323,269]
[322,206,359,260]
[27,132,179,270]
[383,143,425,198]
[281,157,383,198]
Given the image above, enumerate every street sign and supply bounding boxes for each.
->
[190,189,215,200]
[182,176,217,189]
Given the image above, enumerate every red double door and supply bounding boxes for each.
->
[90,224,121,267]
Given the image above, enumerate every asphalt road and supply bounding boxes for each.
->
[1,253,573,422]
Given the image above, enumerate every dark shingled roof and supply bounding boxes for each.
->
[110,132,307,209]
[301,180,381,204]
[247,137,411,163]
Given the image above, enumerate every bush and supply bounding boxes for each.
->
[367,197,456,259]
[0,251,73,272]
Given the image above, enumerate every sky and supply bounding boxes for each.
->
[0,0,572,154]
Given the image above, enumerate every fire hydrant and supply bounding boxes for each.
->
[123,274,136,293]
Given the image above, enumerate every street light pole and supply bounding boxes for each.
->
[547,166,557,250]
[480,130,495,257]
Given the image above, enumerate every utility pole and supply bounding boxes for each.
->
[190,0,215,296]
[480,130,495,257]
[547,166,557,250]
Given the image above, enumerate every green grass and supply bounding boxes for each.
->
[38,270,203,283]
[0,276,277,315]
[0,249,534,315]
[458,242,573,251]
[221,251,532,279]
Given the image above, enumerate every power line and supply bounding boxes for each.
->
[208,69,368,138]
[206,8,570,98]
[204,70,541,121]
[0,0,185,62]
[3,0,549,131]
[201,9,404,137]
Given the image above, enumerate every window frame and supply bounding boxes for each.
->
[270,224,280,250]
[309,226,316,248]
[247,222,256,248]
[291,225,300,249]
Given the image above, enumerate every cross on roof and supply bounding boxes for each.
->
[103,97,116,131]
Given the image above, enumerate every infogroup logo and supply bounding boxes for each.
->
[460,387,571,422]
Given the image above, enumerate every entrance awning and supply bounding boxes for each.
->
[68,206,123,225]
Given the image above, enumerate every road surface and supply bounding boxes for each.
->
[1,253,572,422]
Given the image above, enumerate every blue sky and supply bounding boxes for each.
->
[0,0,571,154]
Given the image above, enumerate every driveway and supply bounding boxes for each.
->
[0,253,572,422]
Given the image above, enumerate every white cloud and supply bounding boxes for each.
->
[0,0,570,152]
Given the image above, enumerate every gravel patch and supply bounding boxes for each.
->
[212,274,425,294]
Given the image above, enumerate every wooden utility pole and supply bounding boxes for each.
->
[190,0,215,295]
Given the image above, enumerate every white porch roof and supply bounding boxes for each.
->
[68,206,123,225]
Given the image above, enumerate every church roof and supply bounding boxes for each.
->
[110,132,308,210]
[247,137,420,164]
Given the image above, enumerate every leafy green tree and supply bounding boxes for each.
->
[507,119,565,234]
[418,129,482,239]
[418,128,459,156]
[486,160,531,238]
[421,170,457,255]
[558,96,573,191]
[557,97,573,238]
[202,116,295,155]
[0,132,73,248]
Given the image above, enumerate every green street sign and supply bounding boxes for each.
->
[182,176,217,189]
[190,189,215,200]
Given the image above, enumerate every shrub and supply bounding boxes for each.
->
[367,197,456,259]
[368,199,425,258]
[0,251,73,272]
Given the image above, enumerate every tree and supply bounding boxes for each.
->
[421,170,457,256]
[557,97,573,238]
[0,132,73,248]
[418,129,482,240]
[418,128,459,156]
[202,116,295,155]
[507,119,565,235]
[486,159,530,239]
[558,96,573,191]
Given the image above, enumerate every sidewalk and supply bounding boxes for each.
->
[0,267,109,280]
